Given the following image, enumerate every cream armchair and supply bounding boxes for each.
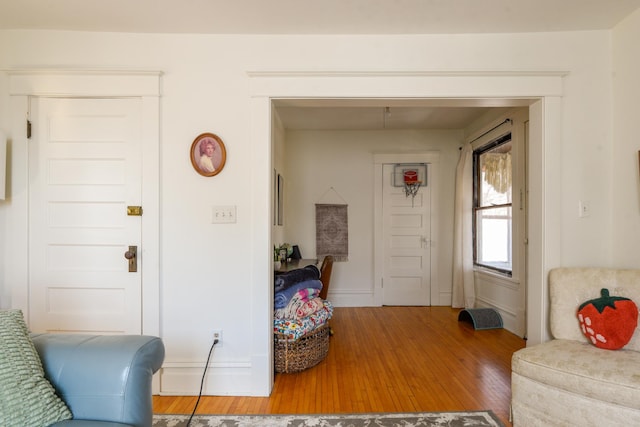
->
[511,268,640,426]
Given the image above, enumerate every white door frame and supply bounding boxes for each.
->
[249,69,565,396]
[373,152,440,307]
[6,70,161,336]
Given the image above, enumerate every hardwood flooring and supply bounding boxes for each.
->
[153,306,526,426]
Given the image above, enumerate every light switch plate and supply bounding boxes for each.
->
[212,205,236,223]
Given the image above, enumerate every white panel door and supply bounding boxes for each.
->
[382,164,431,306]
[28,97,143,334]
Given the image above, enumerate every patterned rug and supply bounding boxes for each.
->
[153,411,505,427]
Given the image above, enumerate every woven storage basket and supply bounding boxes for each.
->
[274,323,330,373]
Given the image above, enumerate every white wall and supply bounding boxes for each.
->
[0,71,8,309]
[0,27,628,395]
[282,129,462,306]
[612,8,640,267]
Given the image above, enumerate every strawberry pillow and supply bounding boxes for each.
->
[577,288,638,350]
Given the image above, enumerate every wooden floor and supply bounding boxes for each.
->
[153,306,525,426]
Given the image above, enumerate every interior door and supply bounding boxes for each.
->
[382,164,431,305]
[28,97,143,334]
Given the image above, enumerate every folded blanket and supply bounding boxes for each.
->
[274,279,322,309]
[274,288,321,319]
[274,301,334,340]
[274,264,320,293]
[296,297,325,318]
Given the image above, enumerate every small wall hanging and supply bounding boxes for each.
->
[190,132,226,177]
[315,187,349,262]
[316,203,348,262]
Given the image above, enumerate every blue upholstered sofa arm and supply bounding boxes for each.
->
[31,334,165,427]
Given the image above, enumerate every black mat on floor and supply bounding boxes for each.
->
[458,308,503,330]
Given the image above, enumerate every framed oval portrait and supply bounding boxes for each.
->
[190,132,226,177]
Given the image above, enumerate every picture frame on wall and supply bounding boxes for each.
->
[273,169,277,225]
[190,132,226,177]
[277,173,284,226]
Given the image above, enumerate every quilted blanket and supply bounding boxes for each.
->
[274,279,322,309]
[273,301,333,340]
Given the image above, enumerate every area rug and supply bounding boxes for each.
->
[153,411,505,427]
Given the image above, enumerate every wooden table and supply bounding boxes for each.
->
[275,259,318,273]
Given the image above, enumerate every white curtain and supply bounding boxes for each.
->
[451,144,475,308]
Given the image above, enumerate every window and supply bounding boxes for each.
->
[473,134,512,275]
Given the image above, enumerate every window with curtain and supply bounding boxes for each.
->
[473,133,512,275]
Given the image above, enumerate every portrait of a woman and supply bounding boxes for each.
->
[190,133,226,177]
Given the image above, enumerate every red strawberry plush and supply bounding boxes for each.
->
[577,288,638,350]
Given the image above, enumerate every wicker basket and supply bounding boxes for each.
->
[274,323,330,373]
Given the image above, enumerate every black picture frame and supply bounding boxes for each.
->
[277,174,284,226]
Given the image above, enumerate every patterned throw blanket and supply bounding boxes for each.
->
[273,301,334,340]
[274,279,322,309]
[273,265,332,341]
[274,288,321,319]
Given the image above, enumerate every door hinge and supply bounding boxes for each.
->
[27,120,32,139]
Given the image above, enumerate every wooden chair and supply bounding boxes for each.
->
[319,255,334,300]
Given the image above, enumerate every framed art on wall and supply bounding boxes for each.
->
[190,132,226,177]
[277,173,284,226]
[273,169,277,225]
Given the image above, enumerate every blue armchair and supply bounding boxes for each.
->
[31,334,165,427]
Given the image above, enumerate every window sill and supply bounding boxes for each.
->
[474,265,513,280]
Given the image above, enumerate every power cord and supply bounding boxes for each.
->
[185,338,219,427]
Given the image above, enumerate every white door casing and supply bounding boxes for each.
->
[7,70,161,337]
[256,70,563,395]
[29,97,143,334]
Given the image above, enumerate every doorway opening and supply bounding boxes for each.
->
[250,70,564,395]
[269,99,532,401]
[272,99,528,312]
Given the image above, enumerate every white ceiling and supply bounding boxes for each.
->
[1,0,639,35]
[274,99,531,130]
[277,105,493,131]
[3,0,637,130]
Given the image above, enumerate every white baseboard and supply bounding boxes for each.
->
[159,361,254,396]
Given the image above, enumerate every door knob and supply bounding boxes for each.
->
[124,245,137,272]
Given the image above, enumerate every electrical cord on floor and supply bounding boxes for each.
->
[186,338,219,427]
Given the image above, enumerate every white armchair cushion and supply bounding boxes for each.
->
[512,339,640,410]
